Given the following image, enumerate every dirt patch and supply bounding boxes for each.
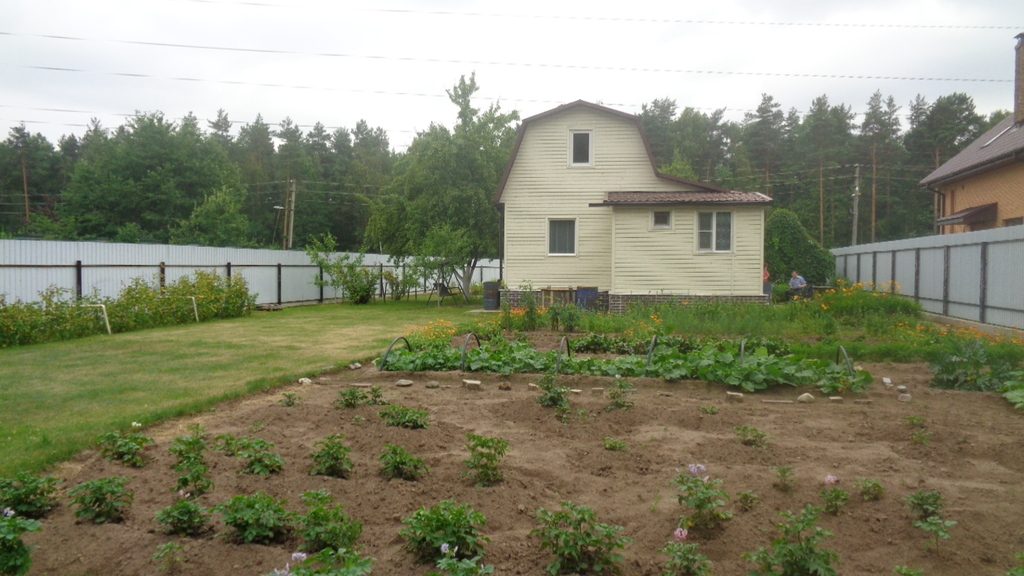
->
[26,362,1024,575]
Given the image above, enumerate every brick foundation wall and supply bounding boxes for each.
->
[499,289,609,312]
[500,290,767,313]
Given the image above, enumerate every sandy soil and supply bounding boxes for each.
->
[23,342,1024,576]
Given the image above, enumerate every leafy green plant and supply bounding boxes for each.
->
[366,386,389,405]
[735,426,770,449]
[744,505,839,576]
[531,501,631,576]
[904,415,925,427]
[379,405,430,429]
[213,433,243,456]
[296,490,363,553]
[661,540,712,576]
[772,466,795,493]
[606,379,636,411]
[271,547,374,576]
[0,473,60,519]
[910,428,932,446]
[169,424,207,471]
[672,466,732,535]
[603,438,628,452]
[855,479,885,501]
[462,434,509,487]
[97,431,154,468]
[174,464,214,497]
[430,548,495,576]
[0,510,41,576]
[892,566,923,576]
[905,490,943,520]
[914,515,956,551]
[68,477,133,524]
[537,379,571,410]
[214,492,293,544]
[151,542,184,573]
[335,388,366,409]
[699,405,718,415]
[155,498,209,536]
[1004,552,1024,576]
[309,435,354,479]
[820,488,850,516]
[737,491,759,512]
[400,500,488,563]
[237,438,285,476]
[305,234,380,305]
[929,339,1020,392]
[280,393,300,407]
[380,445,429,481]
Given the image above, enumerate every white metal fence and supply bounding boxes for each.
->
[0,240,501,306]
[831,225,1024,330]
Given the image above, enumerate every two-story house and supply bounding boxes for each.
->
[494,100,771,313]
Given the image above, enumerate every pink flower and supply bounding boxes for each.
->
[674,528,688,541]
[824,475,838,485]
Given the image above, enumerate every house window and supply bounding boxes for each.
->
[653,211,671,229]
[549,219,576,255]
[570,131,592,166]
[697,211,732,252]
[1004,217,1024,227]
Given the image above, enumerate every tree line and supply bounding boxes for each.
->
[0,80,1004,254]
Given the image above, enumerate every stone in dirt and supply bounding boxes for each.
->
[528,383,539,389]
[898,393,912,402]
[463,379,481,387]
[762,399,794,404]
[882,377,892,386]
[465,381,482,391]
[570,389,582,394]
[395,379,414,387]
[298,377,312,385]
[726,391,744,402]
[896,385,908,392]
[425,381,440,389]
[498,382,512,391]
[349,382,373,388]
[349,362,362,370]
[797,393,815,403]
[657,392,673,397]
[829,396,844,402]
[590,387,604,395]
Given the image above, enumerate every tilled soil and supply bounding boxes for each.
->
[25,359,1024,575]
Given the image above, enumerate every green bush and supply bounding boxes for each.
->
[462,434,509,487]
[297,490,363,553]
[214,492,292,544]
[765,208,835,286]
[0,511,41,576]
[378,405,429,429]
[98,431,154,468]
[69,477,133,524]
[532,502,631,575]
[0,473,60,519]
[400,500,488,563]
[155,498,209,536]
[744,505,838,576]
[380,445,429,481]
[309,435,354,479]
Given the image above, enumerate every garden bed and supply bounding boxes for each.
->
[20,353,1024,575]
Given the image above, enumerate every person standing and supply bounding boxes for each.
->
[763,265,772,295]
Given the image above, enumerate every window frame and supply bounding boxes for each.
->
[568,130,593,167]
[696,211,733,253]
[548,218,578,256]
[652,210,672,230]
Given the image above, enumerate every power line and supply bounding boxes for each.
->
[0,33,1011,83]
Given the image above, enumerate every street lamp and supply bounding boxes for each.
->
[272,205,285,247]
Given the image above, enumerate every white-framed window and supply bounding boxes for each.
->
[697,211,732,252]
[569,130,593,166]
[548,219,576,255]
[653,211,672,229]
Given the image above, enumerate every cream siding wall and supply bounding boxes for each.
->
[501,107,705,290]
[610,206,763,295]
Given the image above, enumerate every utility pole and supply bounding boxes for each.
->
[851,164,861,246]
[287,178,296,249]
[21,155,30,224]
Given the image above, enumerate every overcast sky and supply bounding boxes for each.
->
[2,0,1022,150]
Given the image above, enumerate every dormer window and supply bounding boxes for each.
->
[570,130,592,166]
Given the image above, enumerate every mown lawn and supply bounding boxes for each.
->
[0,299,479,475]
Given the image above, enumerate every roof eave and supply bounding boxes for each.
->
[919,151,1024,188]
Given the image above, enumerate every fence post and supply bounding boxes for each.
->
[159,262,166,291]
[75,260,83,300]
[979,242,988,323]
[942,246,951,316]
[226,262,232,279]
[379,263,385,300]
[277,263,282,305]
[890,251,897,292]
[856,253,861,283]
[318,266,324,303]
[871,251,877,289]
[914,248,921,302]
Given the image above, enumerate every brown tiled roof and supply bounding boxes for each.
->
[494,100,732,203]
[920,117,1024,187]
[590,190,772,206]
[935,202,998,226]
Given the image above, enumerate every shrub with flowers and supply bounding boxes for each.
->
[672,465,732,535]
[1,508,41,576]
[661,527,712,576]
[406,320,459,351]
[819,475,850,516]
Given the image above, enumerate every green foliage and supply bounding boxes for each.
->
[905,491,944,520]
[744,505,839,576]
[168,185,255,247]
[1004,552,1024,576]
[378,405,430,429]
[297,490,363,553]
[537,379,572,410]
[772,467,796,493]
[738,491,759,512]
[910,428,932,446]
[548,302,583,333]
[280,392,300,407]
[400,500,488,563]
[305,234,380,304]
[380,445,429,481]
[531,501,631,575]
[0,473,60,519]
[335,388,367,409]
[155,498,209,536]
[271,547,375,576]
[661,541,712,576]
[603,438,628,452]
[854,479,885,501]
[309,435,354,479]
[152,541,185,572]
[174,465,214,497]
[904,415,925,427]
[236,438,285,476]
[462,434,509,487]
[520,286,540,332]
[930,339,1023,393]
[913,515,956,551]
[672,469,732,535]
[365,386,388,405]
[764,209,835,285]
[606,379,636,411]
[820,488,850,516]
[214,492,293,544]
[0,511,41,576]
[699,405,718,415]
[68,477,133,524]
[97,431,154,468]
[892,566,923,576]
[1004,382,1024,411]
[735,426,770,449]
[430,551,495,576]
[169,424,207,471]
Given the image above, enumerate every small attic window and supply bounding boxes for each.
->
[571,131,592,166]
[653,211,671,229]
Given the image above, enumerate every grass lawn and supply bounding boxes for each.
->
[0,299,480,476]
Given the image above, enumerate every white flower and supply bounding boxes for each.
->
[131,422,142,428]
[291,552,307,563]
[2,508,14,518]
